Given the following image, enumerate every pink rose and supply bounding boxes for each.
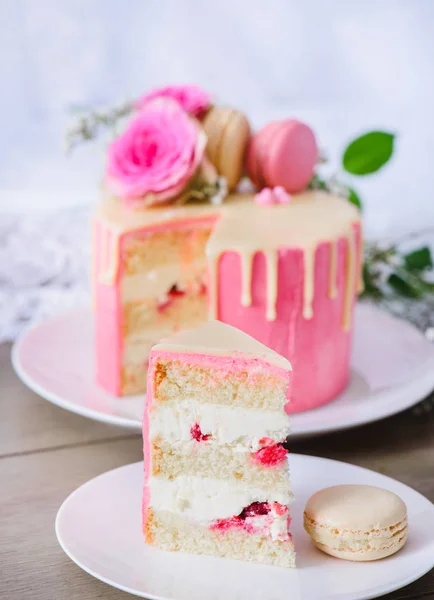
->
[136,84,211,117]
[106,99,206,208]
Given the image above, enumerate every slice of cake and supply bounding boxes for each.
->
[143,320,295,568]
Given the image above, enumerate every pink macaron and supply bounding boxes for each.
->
[247,119,318,193]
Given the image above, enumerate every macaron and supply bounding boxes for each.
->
[304,485,408,561]
[247,119,318,193]
[203,106,250,190]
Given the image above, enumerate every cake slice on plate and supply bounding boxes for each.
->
[142,320,295,567]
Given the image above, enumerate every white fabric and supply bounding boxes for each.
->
[0,208,90,342]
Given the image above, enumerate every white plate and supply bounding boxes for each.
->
[12,304,434,438]
[55,454,434,600]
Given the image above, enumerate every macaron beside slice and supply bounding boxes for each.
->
[304,484,408,562]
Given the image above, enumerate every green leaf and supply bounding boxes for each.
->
[387,273,423,298]
[404,246,433,272]
[361,264,383,299]
[308,174,327,190]
[343,131,395,175]
[347,187,362,209]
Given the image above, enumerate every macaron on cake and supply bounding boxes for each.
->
[247,119,318,193]
[203,105,250,190]
[304,485,408,561]
[93,83,363,414]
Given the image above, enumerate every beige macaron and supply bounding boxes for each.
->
[304,485,408,561]
[203,106,250,190]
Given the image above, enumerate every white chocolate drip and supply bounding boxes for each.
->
[343,227,357,331]
[303,249,315,320]
[96,190,361,330]
[99,226,120,285]
[208,254,219,320]
[357,235,365,294]
[240,251,253,307]
[328,240,338,299]
[265,250,278,321]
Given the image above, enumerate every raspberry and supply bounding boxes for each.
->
[239,502,270,519]
[190,422,211,442]
[252,443,288,467]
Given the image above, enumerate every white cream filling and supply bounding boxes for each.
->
[148,475,293,525]
[149,399,290,451]
[121,261,206,303]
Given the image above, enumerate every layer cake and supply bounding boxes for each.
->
[143,320,295,567]
[94,190,361,411]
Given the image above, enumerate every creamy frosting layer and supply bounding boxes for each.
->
[149,399,290,451]
[148,475,293,522]
[153,320,292,371]
[121,262,206,303]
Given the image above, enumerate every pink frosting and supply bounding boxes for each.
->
[255,186,292,206]
[106,98,206,207]
[213,225,362,413]
[136,84,211,117]
[148,350,291,383]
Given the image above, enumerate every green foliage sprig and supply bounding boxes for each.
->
[311,131,434,302]
[65,102,134,153]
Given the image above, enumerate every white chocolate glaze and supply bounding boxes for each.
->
[95,190,361,329]
[152,320,292,371]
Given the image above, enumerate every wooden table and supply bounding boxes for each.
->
[1,342,433,600]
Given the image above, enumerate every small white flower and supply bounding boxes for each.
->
[210,177,228,205]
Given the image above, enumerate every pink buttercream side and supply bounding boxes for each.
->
[142,352,155,525]
[94,221,123,396]
[214,224,362,413]
[94,215,219,398]
[149,350,291,382]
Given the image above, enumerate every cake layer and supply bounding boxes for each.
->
[144,508,296,568]
[150,439,291,494]
[147,475,293,521]
[149,398,289,450]
[151,359,288,411]
[121,363,149,395]
[121,224,212,277]
[121,263,207,304]
[122,287,207,339]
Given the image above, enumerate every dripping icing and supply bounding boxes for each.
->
[264,250,278,321]
[96,190,361,329]
[328,240,338,299]
[240,252,253,307]
[302,249,315,320]
[342,227,357,331]
[208,253,219,320]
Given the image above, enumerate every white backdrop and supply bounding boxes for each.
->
[1,0,434,341]
[1,0,434,236]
